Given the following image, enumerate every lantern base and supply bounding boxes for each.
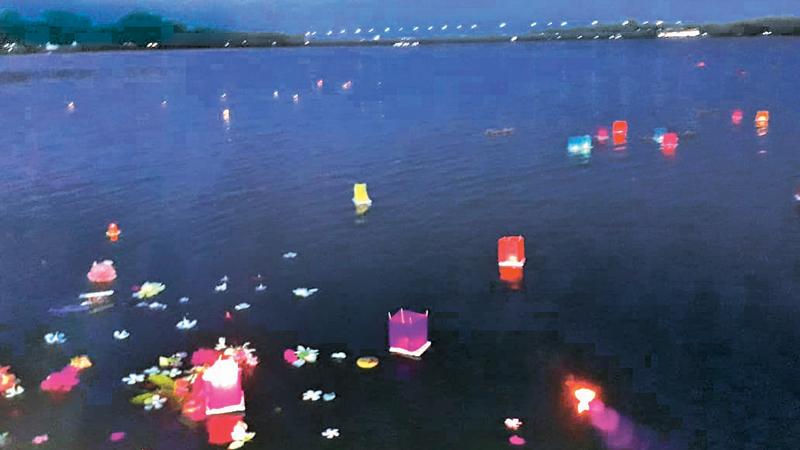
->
[390,340,431,358]
[498,260,525,268]
[205,395,245,416]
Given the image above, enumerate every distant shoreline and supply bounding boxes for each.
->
[2,16,799,56]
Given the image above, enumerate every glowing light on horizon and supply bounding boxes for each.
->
[441,24,448,30]
[470,24,478,29]
[384,27,390,32]
[622,20,630,25]
[456,24,462,29]
[499,22,507,28]
[427,25,434,31]
[547,21,553,26]
[413,26,419,31]
[355,28,362,34]
[560,21,568,26]
[591,20,599,25]
[326,30,333,35]
[656,20,664,26]
[530,22,537,27]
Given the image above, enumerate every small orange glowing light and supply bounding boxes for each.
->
[574,388,596,413]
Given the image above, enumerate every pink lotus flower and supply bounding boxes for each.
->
[86,260,117,283]
[40,366,80,393]
[191,348,220,366]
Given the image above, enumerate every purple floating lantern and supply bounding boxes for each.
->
[388,309,431,358]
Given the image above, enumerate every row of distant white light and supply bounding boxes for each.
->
[305,20,683,37]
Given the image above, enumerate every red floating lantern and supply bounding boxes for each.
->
[731,109,743,125]
[661,132,678,151]
[612,120,628,146]
[388,309,431,358]
[498,236,525,268]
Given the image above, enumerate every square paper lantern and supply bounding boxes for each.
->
[498,236,525,268]
[388,309,431,358]
[755,111,769,128]
[202,358,245,416]
[567,136,592,155]
[652,127,667,144]
[612,120,628,145]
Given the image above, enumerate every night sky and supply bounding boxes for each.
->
[2,0,798,33]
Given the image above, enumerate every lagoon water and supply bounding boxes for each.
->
[1,38,799,449]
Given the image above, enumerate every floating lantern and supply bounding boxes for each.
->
[106,223,121,241]
[316,79,324,88]
[202,358,245,416]
[509,435,526,446]
[342,80,352,90]
[695,61,706,68]
[353,183,372,206]
[731,109,743,125]
[87,260,117,283]
[612,120,628,146]
[661,132,679,154]
[755,110,769,128]
[652,127,666,144]
[388,309,431,358]
[222,109,231,122]
[595,127,609,144]
[794,187,800,202]
[574,388,596,413]
[567,135,592,155]
[498,236,525,268]
[356,356,379,369]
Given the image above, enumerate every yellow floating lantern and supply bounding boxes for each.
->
[356,356,379,369]
[352,183,372,207]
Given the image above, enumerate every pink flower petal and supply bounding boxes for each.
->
[509,435,526,446]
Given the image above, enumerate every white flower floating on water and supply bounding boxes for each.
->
[148,302,167,311]
[295,346,319,365]
[282,252,298,259]
[302,390,322,402]
[229,420,256,449]
[144,394,166,411]
[122,373,145,385]
[161,368,182,378]
[234,303,251,311]
[322,392,336,402]
[254,284,267,292]
[176,316,197,330]
[293,288,318,298]
[215,282,228,292]
[504,418,523,431]
[113,330,130,340]
[4,384,24,398]
[321,428,340,440]
[44,332,67,345]
[133,282,166,299]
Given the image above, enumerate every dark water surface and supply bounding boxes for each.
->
[1,38,799,449]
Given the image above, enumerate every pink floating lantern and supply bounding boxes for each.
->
[202,358,245,416]
[109,432,126,442]
[498,236,525,268]
[87,260,117,283]
[731,109,743,126]
[388,309,431,358]
[596,127,610,144]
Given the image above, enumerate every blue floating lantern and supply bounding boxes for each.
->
[652,127,667,144]
[567,135,592,155]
